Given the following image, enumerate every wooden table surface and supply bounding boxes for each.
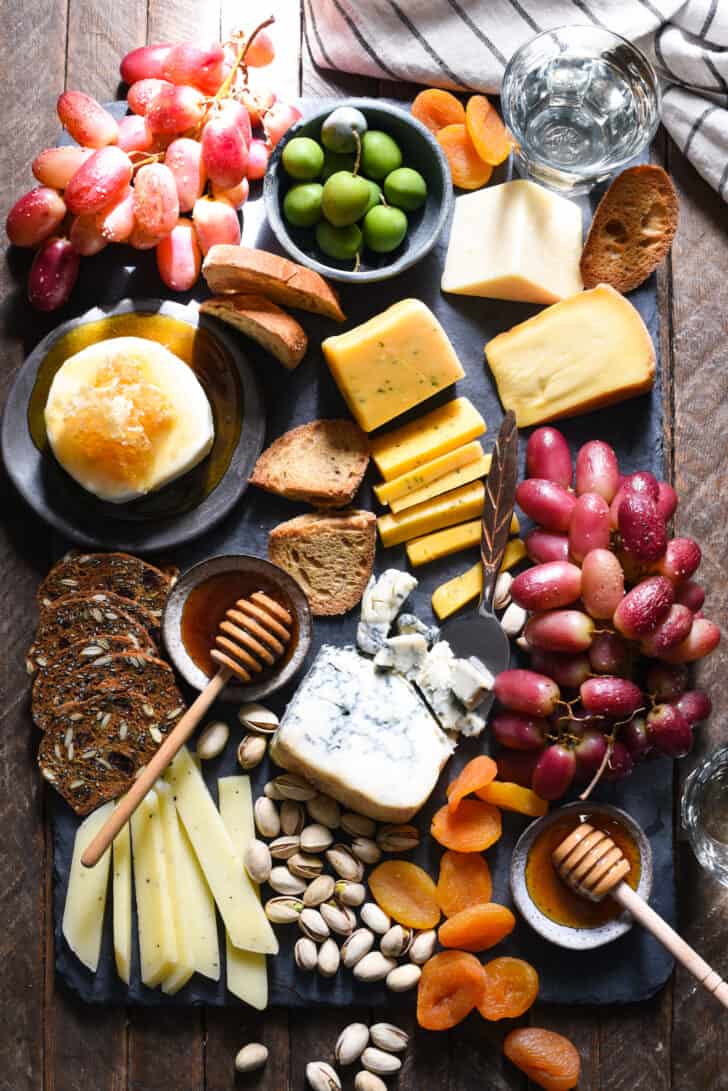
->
[1,2,726,1088]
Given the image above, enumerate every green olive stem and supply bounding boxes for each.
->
[352,130,362,176]
[353,250,361,273]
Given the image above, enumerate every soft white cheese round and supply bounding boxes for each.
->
[44,336,215,503]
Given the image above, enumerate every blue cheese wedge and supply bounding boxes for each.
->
[271,644,454,822]
[449,657,495,711]
[357,569,418,654]
[374,633,429,679]
[415,642,492,736]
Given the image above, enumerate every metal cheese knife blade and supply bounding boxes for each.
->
[439,410,519,717]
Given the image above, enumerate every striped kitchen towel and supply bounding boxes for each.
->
[305,0,728,200]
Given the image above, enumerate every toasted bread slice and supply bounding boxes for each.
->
[581,165,678,293]
[202,245,346,322]
[250,419,370,508]
[268,510,376,616]
[200,293,308,369]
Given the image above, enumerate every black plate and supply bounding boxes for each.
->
[1,298,265,553]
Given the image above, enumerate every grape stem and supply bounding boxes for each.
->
[579,731,615,801]
[218,14,276,103]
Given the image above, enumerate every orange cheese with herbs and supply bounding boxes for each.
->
[377,480,484,548]
[370,397,486,481]
[407,512,519,567]
[374,440,484,507]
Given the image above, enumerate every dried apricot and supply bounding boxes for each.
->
[447,755,498,813]
[431,798,502,852]
[417,950,486,1030]
[504,1028,581,1090]
[411,88,465,134]
[436,850,492,916]
[438,902,515,952]
[476,780,548,818]
[478,957,539,1020]
[436,124,493,190]
[369,859,440,929]
[465,94,513,166]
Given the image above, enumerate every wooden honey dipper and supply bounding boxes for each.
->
[82,591,292,868]
[553,821,728,1009]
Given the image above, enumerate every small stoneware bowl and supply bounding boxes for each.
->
[510,801,653,950]
[264,98,453,283]
[163,554,312,703]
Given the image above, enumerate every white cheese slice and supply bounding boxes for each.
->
[62,801,114,973]
[449,656,495,711]
[357,569,418,654]
[176,823,221,981]
[165,746,278,955]
[271,644,454,822]
[156,781,196,995]
[219,777,268,1010]
[374,633,428,679]
[441,180,583,304]
[130,789,179,988]
[112,814,132,984]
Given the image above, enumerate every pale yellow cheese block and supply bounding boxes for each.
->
[176,823,220,981]
[378,480,484,548]
[112,815,132,984]
[156,781,196,995]
[391,454,492,514]
[323,299,464,432]
[406,512,519,566]
[130,789,179,988]
[485,284,656,427]
[370,397,486,481]
[442,180,583,304]
[432,539,528,620]
[62,801,114,973]
[219,777,268,1010]
[374,440,484,506]
[165,746,278,955]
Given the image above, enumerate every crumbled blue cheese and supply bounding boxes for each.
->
[395,612,440,647]
[374,633,429,679]
[458,711,487,738]
[449,657,495,711]
[357,570,418,654]
[415,642,465,732]
[271,645,454,822]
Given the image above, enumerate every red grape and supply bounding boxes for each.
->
[568,492,610,562]
[516,479,576,532]
[533,744,576,800]
[581,548,625,619]
[201,116,248,189]
[673,690,712,726]
[128,223,164,250]
[163,43,226,94]
[525,529,569,565]
[146,83,206,136]
[211,178,249,208]
[133,163,179,236]
[573,729,608,782]
[69,214,108,255]
[675,579,705,613]
[57,91,119,148]
[575,440,619,501]
[64,146,132,215]
[646,663,688,702]
[639,604,693,656]
[218,99,253,146]
[245,137,270,180]
[95,187,135,243]
[28,237,80,311]
[192,196,240,255]
[490,712,547,751]
[263,101,302,148]
[239,83,276,127]
[32,146,93,189]
[244,28,276,67]
[117,113,154,153]
[156,218,201,291]
[613,576,674,640]
[618,492,667,563]
[120,43,172,83]
[656,537,701,583]
[511,561,581,612]
[165,137,207,212]
[588,630,630,675]
[526,427,572,487]
[128,78,172,116]
[494,669,561,717]
[495,750,539,789]
[529,649,591,689]
[659,617,720,663]
[6,187,66,248]
[621,715,651,761]
[524,610,594,654]
[624,471,660,502]
[580,676,643,718]
[646,704,692,757]
[604,740,634,780]
[656,481,678,521]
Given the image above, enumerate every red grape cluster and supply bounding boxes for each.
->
[5,18,301,310]
[490,427,719,801]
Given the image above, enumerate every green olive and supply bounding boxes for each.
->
[281,136,324,181]
[321,106,368,154]
[360,131,403,180]
[383,167,428,211]
[283,183,323,228]
[321,171,371,227]
[362,179,383,216]
[363,205,408,253]
[321,150,356,181]
[316,221,362,261]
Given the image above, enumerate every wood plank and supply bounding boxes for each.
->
[147,0,220,45]
[67,0,146,101]
[447,1014,524,1090]
[205,1007,289,1089]
[128,1008,204,1089]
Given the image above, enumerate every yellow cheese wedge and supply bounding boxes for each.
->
[391,454,492,513]
[485,284,655,427]
[165,746,278,955]
[407,512,520,566]
[219,777,268,1010]
[177,823,220,981]
[378,480,485,548]
[374,440,484,506]
[112,815,132,984]
[62,801,114,973]
[323,299,465,432]
[157,781,196,995]
[370,397,486,480]
[432,539,528,620]
[130,789,179,988]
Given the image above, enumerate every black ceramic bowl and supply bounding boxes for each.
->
[264,98,453,284]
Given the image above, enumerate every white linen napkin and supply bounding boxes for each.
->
[304,0,728,200]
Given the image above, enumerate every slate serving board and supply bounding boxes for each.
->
[49,100,673,1008]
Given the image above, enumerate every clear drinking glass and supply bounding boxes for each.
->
[501,26,661,195]
[682,746,728,887]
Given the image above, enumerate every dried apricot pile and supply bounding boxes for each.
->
[417,950,485,1030]
[369,859,440,929]
[447,754,497,812]
[411,87,512,191]
[431,797,502,851]
[438,902,516,952]
[478,957,539,1020]
[477,780,549,818]
[435,850,492,916]
[504,1027,581,1090]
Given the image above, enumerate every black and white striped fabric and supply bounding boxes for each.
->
[305,0,728,200]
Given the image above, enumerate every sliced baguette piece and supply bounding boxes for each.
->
[202,245,346,322]
[199,293,308,369]
[250,419,370,508]
[581,165,679,293]
[268,510,376,616]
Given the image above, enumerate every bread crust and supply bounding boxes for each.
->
[200,293,308,369]
[250,419,370,507]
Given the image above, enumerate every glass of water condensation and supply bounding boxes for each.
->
[682,746,728,887]
[501,26,661,195]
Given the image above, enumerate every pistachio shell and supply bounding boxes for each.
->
[237,734,267,770]
[254,796,280,839]
[335,1022,369,1066]
[280,799,306,836]
[385,963,421,992]
[306,1061,341,1091]
[238,702,279,734]
[243,839,272,884]
[341,927,374,968]
[317,937,340,977]
[294,936,319,971]
[360,902,390,935]
[369,1023,409,1053]
[303,874,336,907]
[307,794,341,828]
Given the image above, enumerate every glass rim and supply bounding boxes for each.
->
[681,745,728,839]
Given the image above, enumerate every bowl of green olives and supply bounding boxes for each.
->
[263,98,453,283]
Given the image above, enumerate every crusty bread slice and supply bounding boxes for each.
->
[200,293,308,369]
[581,165,678,293]
[202,245,346,322]
[268,510,376,616]
[250,419,370,507]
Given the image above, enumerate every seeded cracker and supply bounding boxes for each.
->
[37,551,176,619]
